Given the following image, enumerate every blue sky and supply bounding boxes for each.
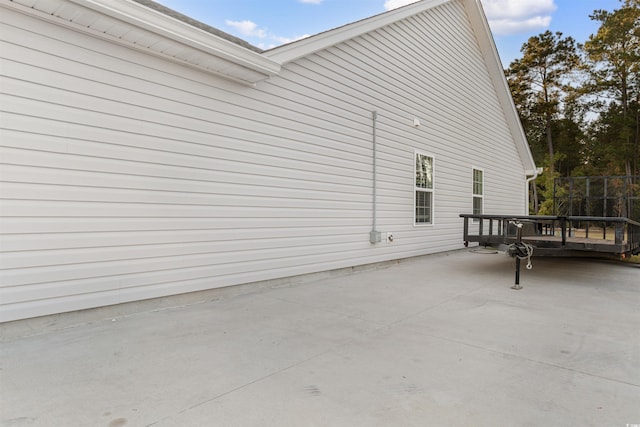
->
[155,0,623,66]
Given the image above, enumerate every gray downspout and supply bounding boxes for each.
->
[370,110,382,243]
[525,167,543,214]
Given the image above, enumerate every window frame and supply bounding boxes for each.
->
[414,151,435,226]
[472,167,484,220]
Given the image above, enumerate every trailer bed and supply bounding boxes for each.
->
[460,214,640,258]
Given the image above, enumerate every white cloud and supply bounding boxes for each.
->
[225,19,311,49]
[224,20,267,38]
[383,0,556,35]
[230,0,556,49]
[256,34,311,50]
[481,0,556,21]
[384,0,419,11]
[272,34,311,45]
[481,0,556,35]
[488,15,552,35]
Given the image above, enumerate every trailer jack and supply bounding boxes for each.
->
[507,222,534,290]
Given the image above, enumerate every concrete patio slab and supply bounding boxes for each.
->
[1,250,638,426]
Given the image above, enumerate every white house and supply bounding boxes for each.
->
[0,0,536,322]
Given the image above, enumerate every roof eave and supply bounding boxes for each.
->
[4,0,281,84]
[72,0,281,81]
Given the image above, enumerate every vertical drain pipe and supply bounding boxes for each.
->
[370,110,382,243]
[525,167,543,214]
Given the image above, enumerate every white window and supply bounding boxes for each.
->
[473,168,484,218]
[415,152,434,225]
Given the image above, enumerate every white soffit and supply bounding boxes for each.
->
[4,0,281,84]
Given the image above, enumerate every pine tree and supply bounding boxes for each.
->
[506,31,580,175]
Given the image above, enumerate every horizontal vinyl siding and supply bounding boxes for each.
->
[0,8,377,321]
[0,0,527,321]
[262,1,525,246]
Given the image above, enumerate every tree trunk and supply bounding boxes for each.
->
[635,103,639,176]
[546,115,554,174]
[543,81,555,174]
[626,161,632,218]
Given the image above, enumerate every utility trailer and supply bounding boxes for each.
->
[461,176,639,288]
[460,214,640,258]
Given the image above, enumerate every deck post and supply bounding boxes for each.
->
[560,217,567,246]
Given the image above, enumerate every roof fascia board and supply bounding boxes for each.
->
[461,0,536,174]
[69,0,281,77]
[2,0,270,85]
[264,0,449,64]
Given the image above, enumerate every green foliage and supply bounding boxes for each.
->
[506,1,640,212]
[536,156,565,215]
[506,31,580,174]
[582,1,640,176]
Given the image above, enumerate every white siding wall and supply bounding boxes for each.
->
[0,1,526,321]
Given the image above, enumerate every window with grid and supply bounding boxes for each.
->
[473,168,483,218]
[415,152,434,225]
